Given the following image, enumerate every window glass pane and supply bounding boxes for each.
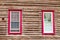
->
[11,22,19,28]
[11,11,19,22]
[44,12,53,33]
[10,11,20,32]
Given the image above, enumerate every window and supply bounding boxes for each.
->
[42,10,55,35]
[8,9,22,35]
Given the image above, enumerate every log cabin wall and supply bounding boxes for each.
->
[0,0,60,40]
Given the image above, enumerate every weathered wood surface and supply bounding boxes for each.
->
[0,0,60,40]
[0,36,60,40]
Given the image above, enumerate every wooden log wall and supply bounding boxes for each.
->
[0,0,60,40]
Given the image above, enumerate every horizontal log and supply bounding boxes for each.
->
[23,32,41,33]
[24,29,40,31]
[0,1,60,7]
[23,33,41,35]
[0,26,7,28]
[23,27,41,28]
[23,18,40,20]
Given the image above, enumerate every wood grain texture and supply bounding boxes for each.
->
[0,0,59,40]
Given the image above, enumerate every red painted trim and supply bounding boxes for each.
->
[8,9,22,35]
[42,10,55,35]
[8,9,10,35]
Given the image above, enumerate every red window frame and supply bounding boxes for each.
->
[42,10,55,35]
[8,9,22,35]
